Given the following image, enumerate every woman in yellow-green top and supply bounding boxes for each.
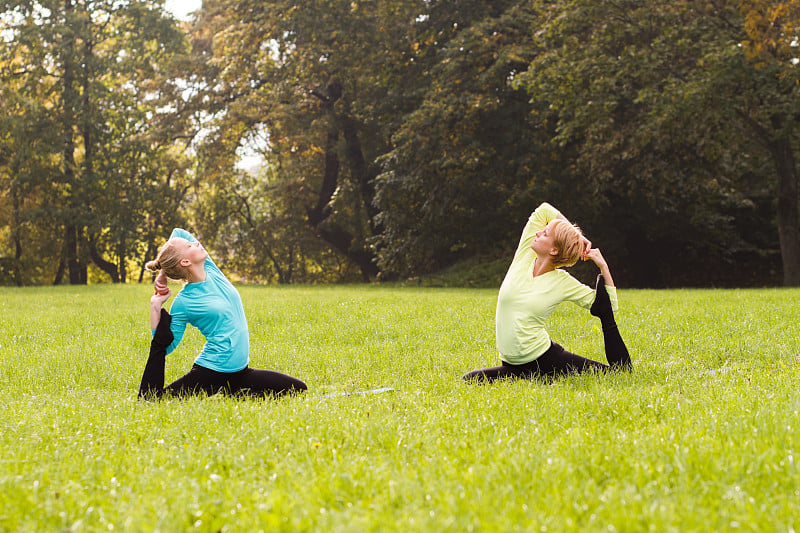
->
[463,202,631,381]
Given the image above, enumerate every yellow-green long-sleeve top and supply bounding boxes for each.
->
[495,203,618,365]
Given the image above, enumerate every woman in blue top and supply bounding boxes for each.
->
[138,229,307,399]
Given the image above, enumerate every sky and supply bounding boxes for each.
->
[164,0,202,20]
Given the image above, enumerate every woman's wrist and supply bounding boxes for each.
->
[600,266,614,287]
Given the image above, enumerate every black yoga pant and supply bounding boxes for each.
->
[140,359,307,399]
[463,322,632,382]
[166,364,307,397]
[139,309,306,399]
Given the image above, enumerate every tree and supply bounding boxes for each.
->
[0,0,192,284]
[517,0,800,285]
[0,75,62,285]
[186,0,531,281]
[374,1,570,276]
[739,0,800,284]
[183,0,425,280]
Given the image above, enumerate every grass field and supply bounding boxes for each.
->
[1,284,799,532]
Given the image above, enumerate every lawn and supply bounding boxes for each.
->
[1,284,798,532]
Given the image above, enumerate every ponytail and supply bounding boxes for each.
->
[146,239,188,280]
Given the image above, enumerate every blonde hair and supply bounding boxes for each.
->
[145,239,189,280]
[549,219,584,268]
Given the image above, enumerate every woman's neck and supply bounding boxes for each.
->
[185,263,207,283]
[532,255,556,277]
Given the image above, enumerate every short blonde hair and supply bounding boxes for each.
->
[145,239,189,280]
[549,219,583,268]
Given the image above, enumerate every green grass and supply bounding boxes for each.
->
[1,284,799,532]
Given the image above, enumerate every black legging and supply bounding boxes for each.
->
[139,309,307,399]
[463,309,632,382]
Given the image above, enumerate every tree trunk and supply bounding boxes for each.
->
[65,224,87,284]
[11,181,23,287]
[286,242,294,284]
[308,124,340,225]
[306,123,378,281]
[305,79,379,281]
[117,242,127,283]
[341,115,379,227]
[770,137,800,286]
[53,255,66,285]
[62,0,86,285]
[139,243,156,283]
[306,116,377,280]
[89,238,120,283]
[317,225,378,281]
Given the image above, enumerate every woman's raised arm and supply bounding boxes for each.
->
[585,248,615,287]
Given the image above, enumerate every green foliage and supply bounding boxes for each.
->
[409,254,510,288]
[374,2,561,276]
[0,0,192,285]
[516,0,800,286]
[184,0,437,281]
[194,166,364,284]
[3,0,800,287]
[1,285,800,530]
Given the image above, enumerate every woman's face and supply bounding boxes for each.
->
[174,238,208,264]
[531,221,558,257]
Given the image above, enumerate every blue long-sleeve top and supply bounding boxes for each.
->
[161,228,250,372]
